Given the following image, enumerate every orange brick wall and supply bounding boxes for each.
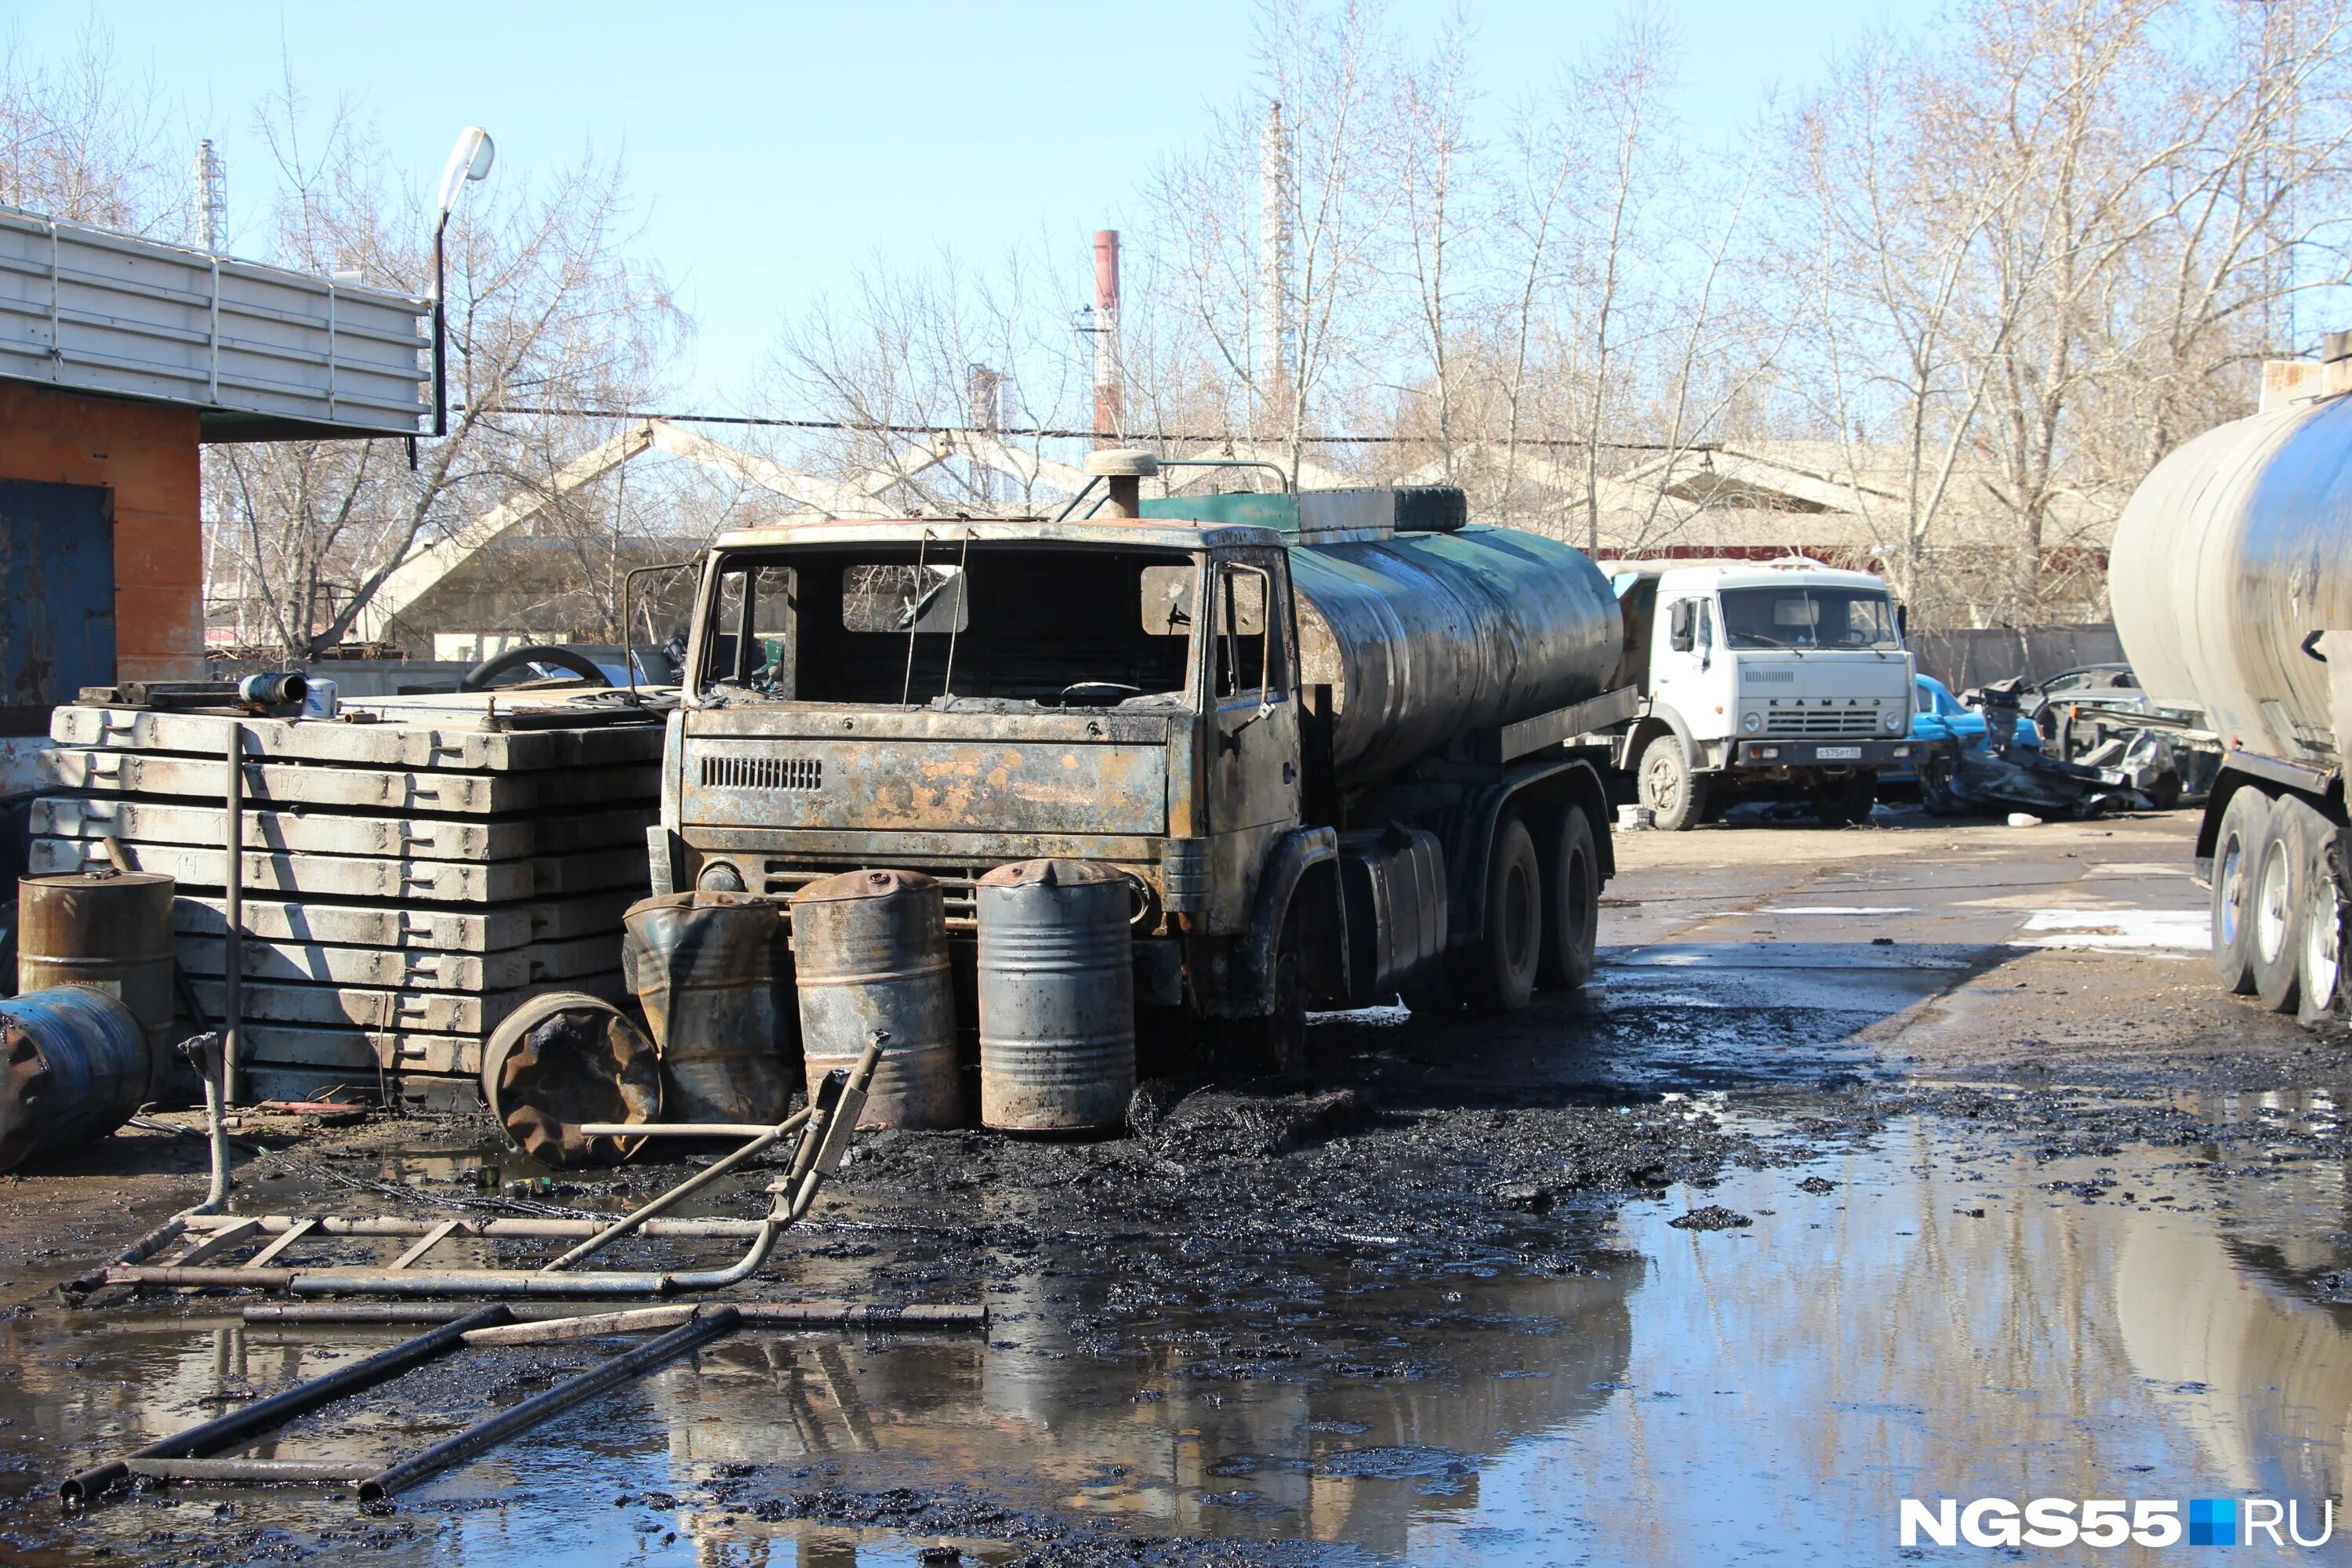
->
[0,381,202,681]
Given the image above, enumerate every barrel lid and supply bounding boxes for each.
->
[792,867,939,905]
[624,890,778,919]
[22,871,175,892]
[978,858,1131,889]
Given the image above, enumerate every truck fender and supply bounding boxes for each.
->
[1625,704,1700,772]
[1240,826,1344,1014]
[1445,757,1615,947]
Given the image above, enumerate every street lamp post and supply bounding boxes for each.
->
[430,126,496,437]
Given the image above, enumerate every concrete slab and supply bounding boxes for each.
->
[27,838,648,902]
[191,968,626,1036]
[38,749,660,813]
[50,704,666,771]
[170,891,637,950]
[176,930,619,992]
[29,797,653,861]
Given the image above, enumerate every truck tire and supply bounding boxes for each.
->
[2211,786,2270,994]
[1465,815,1543,1014]
[1810,774,1876,827]
[1919,746,1969,817]
[1637,733,1708,832]
[2298,821,2343,1029]
[2252,797,2321,1014]
[1537,803,1599,992]
[1226,914,1308,1083]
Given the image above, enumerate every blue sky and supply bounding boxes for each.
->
[13,1,1906,407]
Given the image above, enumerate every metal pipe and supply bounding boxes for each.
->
[60,1303,511,1506]
[541,1107,810,1273]
[222,724,243,1109]
[461,1301,988,1345]
[357,1306,740,1504]
[243,1300,985,1331]
[576,1121,789,1139]
[129,1458,364,1483]
[181,1214,770,1240]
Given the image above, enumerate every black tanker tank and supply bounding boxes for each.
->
[1145,486,1624,786]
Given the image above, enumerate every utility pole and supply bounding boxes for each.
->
[1257,103,1295,443]
[1091,230,1123,446]
[193,140,227,252]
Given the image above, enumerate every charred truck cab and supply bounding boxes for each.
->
[650,457,1631,1069]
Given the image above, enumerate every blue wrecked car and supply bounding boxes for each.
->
[1880,674,2042,804]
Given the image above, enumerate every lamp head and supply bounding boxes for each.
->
[436,127,495,218]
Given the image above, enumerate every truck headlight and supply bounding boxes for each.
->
[1742,710,1763,734]
[1882,707,1904,732]
[696,858,747,894]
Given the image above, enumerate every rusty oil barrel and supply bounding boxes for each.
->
[623,891,799,1125]
[16,872,178,1101]
[789,869,960,1128]
[0,985,150,1171]
[976,858,1134,1134]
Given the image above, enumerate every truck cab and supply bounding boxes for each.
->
[649,477,1621,1073]
[1606,558,1917,828]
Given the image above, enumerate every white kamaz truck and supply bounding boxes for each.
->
[1595,559,1918,829]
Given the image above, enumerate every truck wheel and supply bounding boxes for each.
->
[1467,815,1543,1014]
[1919,748,1969,817]
[1810,774,1876,827]
[1637,734,1707,831]
[2211,786,2270,994]
[1227,916,1308,1083]
[2298,823,2343,1029]
[1537,803,1599,992]
[2252,798,2320,1014]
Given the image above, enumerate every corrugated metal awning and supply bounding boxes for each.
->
[0,205,427,441]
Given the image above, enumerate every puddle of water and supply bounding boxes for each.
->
[4,1109,2350,1565]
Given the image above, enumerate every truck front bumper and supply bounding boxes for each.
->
[1733,739,1915,768]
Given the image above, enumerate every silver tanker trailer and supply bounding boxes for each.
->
[2111,380,2352,1025]
[646,452,1633,1073]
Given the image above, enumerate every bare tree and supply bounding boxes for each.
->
[205,85,684,659]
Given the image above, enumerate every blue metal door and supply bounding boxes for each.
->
[0,479,114,734]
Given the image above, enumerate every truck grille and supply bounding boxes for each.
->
[702,755,823,792]
[1762,707,1882,737]
[760,860,980,925]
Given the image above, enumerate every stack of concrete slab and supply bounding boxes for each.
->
[26,697,664,1102]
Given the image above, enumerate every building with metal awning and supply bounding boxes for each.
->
[0,205,427,728]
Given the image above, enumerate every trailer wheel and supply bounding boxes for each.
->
[1466,815,1543,1014]
[2252,799,2321,1014]
[2212,786,2270,994]
[1637,733,1707,831]
[1537,803,1599,992]
[2298,826,2343,1029]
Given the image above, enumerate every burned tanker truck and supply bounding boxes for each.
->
[644,452,1630,1108]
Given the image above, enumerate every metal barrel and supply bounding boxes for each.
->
[623,891,799,1124]
[479,991,662,1169]
[0,985,150,1171]
[789,869,960,1128]
[16,872,177,1099]
[976,858,1134,1134]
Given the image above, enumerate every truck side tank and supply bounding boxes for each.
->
[1147,489,1624,787]
[2110,396,2352,765]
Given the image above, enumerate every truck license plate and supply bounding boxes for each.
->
[1816,745,1862,760]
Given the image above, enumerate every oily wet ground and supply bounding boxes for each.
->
[5,810,2352,1566]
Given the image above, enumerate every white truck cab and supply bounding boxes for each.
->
[1601,557,1917,828]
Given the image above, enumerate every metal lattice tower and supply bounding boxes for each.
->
[192,140,227,252]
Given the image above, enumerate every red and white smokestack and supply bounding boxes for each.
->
[1093,229,1122,445]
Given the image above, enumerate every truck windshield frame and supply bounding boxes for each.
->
[1718,585,1900,651]
[686,539,1212,710]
